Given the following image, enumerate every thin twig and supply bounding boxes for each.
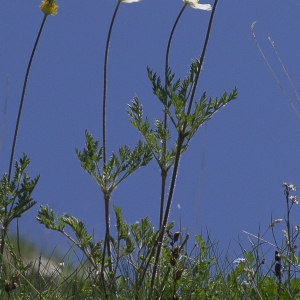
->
[268,37,300,103]
[251,22,300,120]
[242,230,277,248]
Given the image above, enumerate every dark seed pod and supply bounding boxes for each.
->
[275,251,281,261]
[173,232,180,243]
[173,247,179,259]
[4,281,11,293]
[175,268,184,281]
[170,257,177,266]
[275,263,281,277]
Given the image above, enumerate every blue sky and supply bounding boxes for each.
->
[1,1,300,261]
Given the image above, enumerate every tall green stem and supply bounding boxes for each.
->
[284,186,292,282]
[3,14,48,260]
[101,1,121,286]
[149,0,219,295]
[102,1,121,165]
[159,4,187,230]
[8,14,47,184]
[187,0,218,115]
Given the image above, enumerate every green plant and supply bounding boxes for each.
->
[0,154,39,260]
[35,0,239,299]
[0,2,58,297]
[0,0,245,299]
[231,182,300,300]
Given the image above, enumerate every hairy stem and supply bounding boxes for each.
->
[104,196,112,273]
[159,172,167,230]
[159,4,187,230]
[2,15,48,261]
[8,15,47,184]
[103,1,121,165]
[100,194,113,289]
[149,0,219,295]
[100,2,121,292]
[150,136,184,295]
[187,0,218,116]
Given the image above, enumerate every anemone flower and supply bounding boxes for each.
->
[120,0,141,3]
[183,0,212,10]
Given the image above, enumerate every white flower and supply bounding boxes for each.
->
[120,0,141,3]
[183,0,212,10]
[282,182,297,191]
[282,229,289,245]
[269,219,283,228]
[289,195,299,204]
[58,262,64,269]
[233,258,246,264]
[244,268,254,275]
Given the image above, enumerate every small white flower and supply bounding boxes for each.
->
[233,258,246,264]
[295,225,300,231]
[244,268,254,275]
[120,0,141,3]
[283,182,297,191]
[269,219,283,228]
[289,195,299,204]
[282,229,289,245]
[177,204,181,210]
[183,0,212,10]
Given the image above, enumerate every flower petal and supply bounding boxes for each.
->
[121,0,141,3]
[192,3,212,10]
[183,0,212,11]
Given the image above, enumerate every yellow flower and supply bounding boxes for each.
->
[40,0,59,15]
